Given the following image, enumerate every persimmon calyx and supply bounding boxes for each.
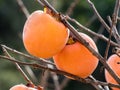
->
[67,37,76,45]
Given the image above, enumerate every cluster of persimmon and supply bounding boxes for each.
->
[22,9,99,79]
[22,9,99,78]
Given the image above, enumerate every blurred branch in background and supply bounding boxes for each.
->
[66,0,79,16]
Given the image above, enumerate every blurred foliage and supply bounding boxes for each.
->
[0,0,116,90]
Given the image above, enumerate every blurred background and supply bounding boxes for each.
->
[0,0,117,90]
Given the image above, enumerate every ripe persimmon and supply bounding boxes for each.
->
[53,32,99,78]
[9,84,41,90]
[23,10,69,58]
[105,54,120,90]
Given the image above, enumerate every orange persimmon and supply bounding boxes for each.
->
[105,54,120,90]
[53,32,99,78]
[9,84,43,90]
[23,10,69,58]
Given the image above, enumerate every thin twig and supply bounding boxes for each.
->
[0,55,120,89]
[93,25,104,42]
[85,14,97,27]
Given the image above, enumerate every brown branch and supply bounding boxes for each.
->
[0,55,120,89]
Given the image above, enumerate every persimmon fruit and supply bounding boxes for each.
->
[9,84,43,90]
[105,54,120,90]
[53,32,99,78]
[23,10,69,58]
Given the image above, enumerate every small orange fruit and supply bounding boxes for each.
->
[105,54,120,90]
[53,32,98,78]
[23,10,69,58]
[9,84,41,90]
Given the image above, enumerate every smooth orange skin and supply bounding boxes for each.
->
[10,84,38,90]
[53,33,98,78]
[23,10,69,58]
[105,54,120,90]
